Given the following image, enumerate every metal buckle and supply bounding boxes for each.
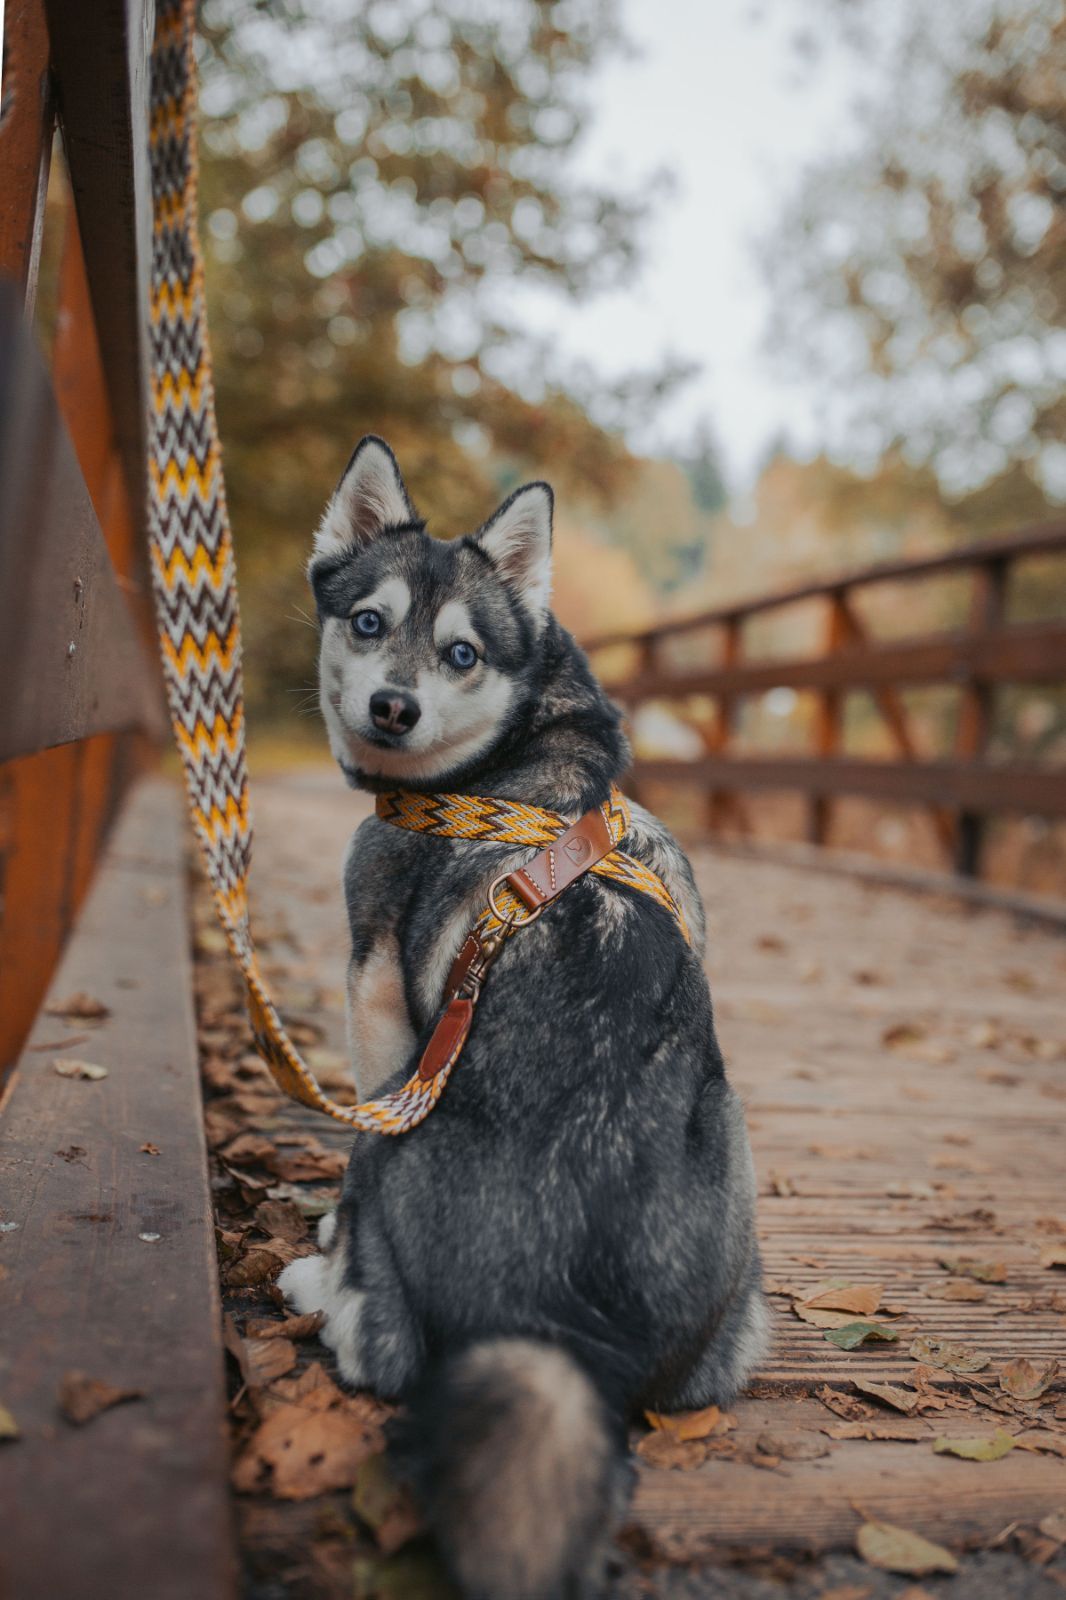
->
[487,873,544,929]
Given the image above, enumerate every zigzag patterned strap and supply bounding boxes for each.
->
[146,2,689,1136]
[376,785,691,946]
[147,0,458,1134]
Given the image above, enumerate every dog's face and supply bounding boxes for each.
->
[309,437,554,785]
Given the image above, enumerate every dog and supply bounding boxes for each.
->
[279,436,769,1598]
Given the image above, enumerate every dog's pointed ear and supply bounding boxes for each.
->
[472,482,553,620]
[312,436,415,561]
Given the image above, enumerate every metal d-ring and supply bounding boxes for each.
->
[487,873,545,929]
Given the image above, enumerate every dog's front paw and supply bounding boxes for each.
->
[278,1254,328,1315]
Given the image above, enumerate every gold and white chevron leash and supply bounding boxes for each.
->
[146,0,687,1136]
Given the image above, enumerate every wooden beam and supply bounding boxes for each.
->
[607,619,1066,703]
[632,755,1066,818]
[584,520,1066,651]
[41,0,151,517]
[0,0,55,312]
[954,560,1008,878]
[0,778,237,1600]
[0,281,162,762]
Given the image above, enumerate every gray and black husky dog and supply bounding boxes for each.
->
[280,437,769,1599]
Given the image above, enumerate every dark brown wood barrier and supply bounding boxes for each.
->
[0,0,162,1076]
[586,524,1066,881]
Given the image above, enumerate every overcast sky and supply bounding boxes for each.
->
[511,0,887,487]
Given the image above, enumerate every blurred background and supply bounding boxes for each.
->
[185,0,1063,889]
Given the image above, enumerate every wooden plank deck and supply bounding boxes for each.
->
[236,770,1066,1569]
[0,779,236,1600]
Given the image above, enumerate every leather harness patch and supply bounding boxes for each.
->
[506,807,614,910]
[418,996,474,1081]
[445,933,481,998]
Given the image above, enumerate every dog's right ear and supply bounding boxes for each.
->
[311,436,416,562]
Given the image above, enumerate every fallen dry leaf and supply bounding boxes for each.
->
[793,1303,863,1330]
[1038,1511,1066,1544]
[139,1142,161,1156]
[755,1429,830,1461]
[1039,1244,1066,1270]
[351,1452,423,1555]
[933,1429,1015,1462]
[634,1431,707,1470]
[803,1283,883,1317]
[643,1403,724,1441]
[815,1385,869,1421]
[1000,1357,1059,1401]
[242,1336,298,1387]
[245,1312,324,1342]
[46,991,110,1020]
[856,1519,958,1576]
[909,1337,989,1374]
[58,1371,142,1426]
[938,1256,1006,1283]
[853,1378,919,1414]
[881,1024,954,1064]
[53,1059,108,1081]
[252,1198,310,1245]
[233,1402,382,1498]
[825,1321,899,1350]
[0,1403,19,1441]
[1012,1431,1066,1458]
[924,1279,987,1303]
[824,1418,931,1442]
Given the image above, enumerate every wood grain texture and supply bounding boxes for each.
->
[237,773,1066,1559]
[0,0,55,309]
[0,283,162,761]
[41,0,152,516]
[0,778,236,1600]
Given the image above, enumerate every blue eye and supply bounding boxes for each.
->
[353,609,382,638]
[448,640,477,670]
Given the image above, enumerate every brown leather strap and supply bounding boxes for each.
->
[505,805,614,910]
[413,797,615,1085]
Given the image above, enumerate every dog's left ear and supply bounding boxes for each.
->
[312,436,416,562]
[472,482,553,620]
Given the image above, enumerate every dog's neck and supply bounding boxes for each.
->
[458,618,629,814]
[350,618,629,815]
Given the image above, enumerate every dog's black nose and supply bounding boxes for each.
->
[370,690,421,735]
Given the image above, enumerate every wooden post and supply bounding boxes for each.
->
[622,635,657,808]
[0,0,55,313]
[954,558,1008,877]
[807,594,848,846]
[706,616,744,834]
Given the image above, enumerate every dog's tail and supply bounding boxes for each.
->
[396,1338,626,1599]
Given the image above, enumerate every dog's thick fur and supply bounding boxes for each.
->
[280,438,769,1599]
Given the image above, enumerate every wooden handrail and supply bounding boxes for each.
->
[583,521,1066,882]
[584,521,1066,651]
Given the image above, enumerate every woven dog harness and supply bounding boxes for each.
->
[372,785,691,1128]
[145,0,687,1135]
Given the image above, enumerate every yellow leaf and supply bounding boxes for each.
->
[932,1429,1015,1462]
[856,1520,958,1576]
[803,1283,883,1316]
[643,1402,721,1441]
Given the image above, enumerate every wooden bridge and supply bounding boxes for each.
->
[1,3,1065,1597]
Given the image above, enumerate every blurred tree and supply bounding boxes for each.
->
[683,420,728,516]
[196,0,684,720]
[764,0,1065,508]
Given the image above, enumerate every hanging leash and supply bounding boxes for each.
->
[146,0,688,1136]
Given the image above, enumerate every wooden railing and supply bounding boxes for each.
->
[586,524,1066,881]
[0,0,164,1076]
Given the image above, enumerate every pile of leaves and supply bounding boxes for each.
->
[192,890,451,1598]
